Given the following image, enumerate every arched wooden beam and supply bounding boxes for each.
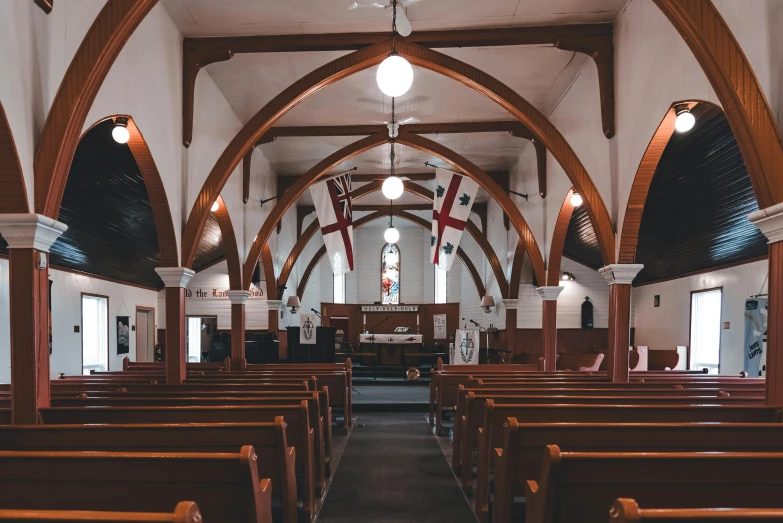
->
[618,107,680,264]
[182,38,614,271]
[296,209,485,299]
[211,196,242,290]
[34,0,53,14]
[260,243,276,298]
[0,100,29,213]
[278,180,508,297]
[124,117,179,268]
[34,0,158,218]
[654,0,782,209]
[546,189,578,286]
[508,239,526,299]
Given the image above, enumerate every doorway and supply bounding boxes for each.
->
[135,307,155,362]
[186,316,218,363]
[81,294,109,374]
[689,288,722,373]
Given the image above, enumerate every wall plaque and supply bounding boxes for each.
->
[360,305,418,312]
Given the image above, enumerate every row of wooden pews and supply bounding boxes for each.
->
[434,363,782,523]
[0,359,354,523]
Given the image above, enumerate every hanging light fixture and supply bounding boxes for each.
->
[376,0,413,98]
[570,192,583,207]
[112,117,130,144]
[561,271,576,281]
[384,200,400,244]
[211,201,219,212]
[382,98,404,200]
[674,105,695,133]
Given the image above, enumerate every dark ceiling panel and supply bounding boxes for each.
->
[563,205,603,270]
[193,213,225,272]
[635,104,767,285]
[50,119,163,288]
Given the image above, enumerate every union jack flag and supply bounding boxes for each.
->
[310,172,354,276]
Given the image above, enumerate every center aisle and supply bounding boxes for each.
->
[316,413,478,523]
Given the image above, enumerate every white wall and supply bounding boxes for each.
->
[633,259,768,375]
[0,259,10,383]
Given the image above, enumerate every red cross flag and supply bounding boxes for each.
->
[430,168,480,271]
[310,172,354,276]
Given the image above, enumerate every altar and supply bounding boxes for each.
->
[359,333,424,366]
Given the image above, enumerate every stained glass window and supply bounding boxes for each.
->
[381,243,400,304]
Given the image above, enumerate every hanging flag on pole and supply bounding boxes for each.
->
[430,167,480,271]
[310,171,354,276]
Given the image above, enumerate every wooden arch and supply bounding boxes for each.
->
[547,189,578,286]
[0,100,29,213]
[34,0,158,218]
[211,196,242,290]
[296,209,485,300]
[181,38,615,272]
[508,239,526,299]
[242,131,543,290]
[654,1,782,210]
[279,180,508,298]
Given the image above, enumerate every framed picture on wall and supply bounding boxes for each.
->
[117,316,130,354]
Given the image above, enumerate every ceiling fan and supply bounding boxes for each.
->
[371,116,421,138]
[348,0,422,37]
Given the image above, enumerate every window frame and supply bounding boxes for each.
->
[688,286,723,373]
[80,293,110,374]
[333,272,346,304]
[434,264,447,304]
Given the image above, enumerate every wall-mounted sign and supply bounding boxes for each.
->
[360,305,418,312]
[186,285,265,299]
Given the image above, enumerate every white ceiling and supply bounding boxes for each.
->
[160,0,626,206]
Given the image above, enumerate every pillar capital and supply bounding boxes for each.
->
[599,264,644,286]
[536,286,564,301]
[0,213,67,252]
[226,290,251,305]
[502,299,519,310]
[154,267,195,288]
[266,299,283,310]
[749,203,783,244]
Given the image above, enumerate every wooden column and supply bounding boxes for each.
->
[599,264,643,383]
[749,205,783,405]
[0,214,67,425]
[503,299,518,356]
[154,268,195,385]
[537,286,563,371]
[227,290,251,370]
[267,300,282,333]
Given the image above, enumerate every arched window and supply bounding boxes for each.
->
[381,243,400,304]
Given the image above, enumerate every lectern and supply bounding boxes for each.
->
[286,326,337,363]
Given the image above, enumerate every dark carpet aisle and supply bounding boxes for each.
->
[316,413,477,523]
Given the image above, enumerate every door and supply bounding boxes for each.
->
[136,308,154,362]
[689,288,722,374]
[82,294,108,374]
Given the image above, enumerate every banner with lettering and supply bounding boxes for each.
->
[454,329,480,364]
[300,314,317,345]
[743,297,767,377]
[433,314,447,340]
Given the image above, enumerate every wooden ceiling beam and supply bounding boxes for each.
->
[183,24,614,146]
[352,204,431,212]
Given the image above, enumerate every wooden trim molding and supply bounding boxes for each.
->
[181,39,614,274]
[212,195,242,290]
[546,189,577,286]
[33,0,53,14]
[182,24,615,145]
[295,209,485,299]
[654,0,783,209]
[278,180,507,298]
[34,0,158,218]
[125,117,179,268]
[0,100,29,213]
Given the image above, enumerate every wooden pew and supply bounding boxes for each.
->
[0,419,298,523]
[609,499,783,523]
[122,358,231,372]
[459,402,782,495]
[524,446,783,523]
[39,404,316,518]
[0,447,272,523]
[490,422,783,523]
[0,502,201,523]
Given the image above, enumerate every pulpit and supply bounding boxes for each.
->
[286,326,337,363]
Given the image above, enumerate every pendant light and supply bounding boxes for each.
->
[211,201,219,212]
[571,192,583,207]
[674,105,695,133]
[112,117,130,144]
[384,200,400,244]
[382,98,404,200]
[376,0,413,98]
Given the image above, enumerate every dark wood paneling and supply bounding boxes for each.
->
[635,104,767,284]
[563,205,603,270]
[515,328,608,356]
[51,120,163,289]
[193,213,225,273]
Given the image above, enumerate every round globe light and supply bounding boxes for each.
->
[674,110,695,133]
[376,52,413,98]
[211,201,219,212]
[112,123,130,144]
[570,192,583,207]
[384,226,400,244]
[382,176,404,200]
